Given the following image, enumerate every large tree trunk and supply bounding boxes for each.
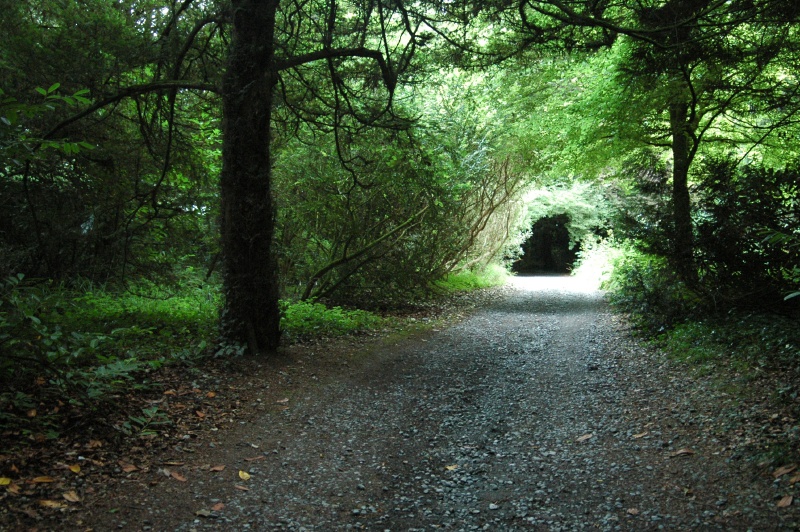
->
[669,100,697,285]
[219,0,281,353]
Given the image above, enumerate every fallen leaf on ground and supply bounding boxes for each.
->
[27,409,37,418]
[210,465,226,472]
[788,474,800,485]
[87,439,103,448]
[777,495,793,508]
[195,509,212,517]
[445,465,458,471]
[170,471,188,482]
[206,391,217,398]
[773,464,797,479]
[627,508,639,515]
[576,433,594,442]
[632,432,649,439]
[244,456,265,462]
[212,502,225,511]
[31,476,55,483]
[119,462,139,473]
[276,398,289,404]
[234,485,249,491]
[0,477,11,486]
[68,464,81,474]
[196,410,206,419]
[38,500,67,509]
[7,484,21,495]
[238,470,251,481]
[669,448,695,458]
[163,461,185,466]
[62,490,82,503]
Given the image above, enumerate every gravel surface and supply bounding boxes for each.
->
[82,276,799,531]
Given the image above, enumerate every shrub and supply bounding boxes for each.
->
[603,244,701,333]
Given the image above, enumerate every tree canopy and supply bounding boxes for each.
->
[2,0,799,356]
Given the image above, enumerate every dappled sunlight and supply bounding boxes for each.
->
[511,273,602,294]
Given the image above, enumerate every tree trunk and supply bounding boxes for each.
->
[669,100,697,285]
[219,0,281,353]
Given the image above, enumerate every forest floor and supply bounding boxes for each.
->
[2,276,800,531]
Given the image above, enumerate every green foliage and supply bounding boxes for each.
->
[0,273,216,434]
[694,159,800,306]
[602,244,701,333]
[280,300,383,342]
[657,313,799,382]
[434,264,510,292]
[523,181,613,247]
[115,405,171,438]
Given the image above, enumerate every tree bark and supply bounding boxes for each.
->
[669,100,697,285]
[219,0,281,353]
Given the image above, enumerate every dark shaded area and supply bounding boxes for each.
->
[513,214,579,273]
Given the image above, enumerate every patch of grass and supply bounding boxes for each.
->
[433,264,510,292]
[280,299,383,342]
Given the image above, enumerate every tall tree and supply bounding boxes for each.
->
[219,0,416,353]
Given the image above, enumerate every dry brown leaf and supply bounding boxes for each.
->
[788,474,800,485]
[210,465,226,472]
[62,490,82,503]
[212,502,225,511]
[206,391,217,398]
[777,495,793,508]
[276,398,289,404]
[669,448,695,458]
[119,462,139,473]
[234,484,249,491]
[632,432,649,439]
[244,456,265,462]
[38,500,67,509]
[576,433,594,443]
[26,409,37,418]
[7,483,21,495]
[196,410,206,419]
[163,461,185,466]
[87,439,103,448]
[68,464,80,474]
[773,464,797,479]
[10,464,19,473]
[238,470,251,481]
[170,471,188,482]
[31,476,55,483]
[627,508,639,515]
[163,390,177,396]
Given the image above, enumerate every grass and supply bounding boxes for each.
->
[433,264,510,292]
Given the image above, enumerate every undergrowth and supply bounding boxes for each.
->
[1,263,507,439]
[433,264,510,292]
[594,242,800,386]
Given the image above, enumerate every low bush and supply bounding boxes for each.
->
[601,244,701,333]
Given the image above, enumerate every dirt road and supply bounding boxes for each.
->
[83,276,798,531]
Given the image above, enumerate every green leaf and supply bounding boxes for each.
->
[47,82,61,94]
[35,87,47,96]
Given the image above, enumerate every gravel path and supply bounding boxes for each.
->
[86,276,799,531]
